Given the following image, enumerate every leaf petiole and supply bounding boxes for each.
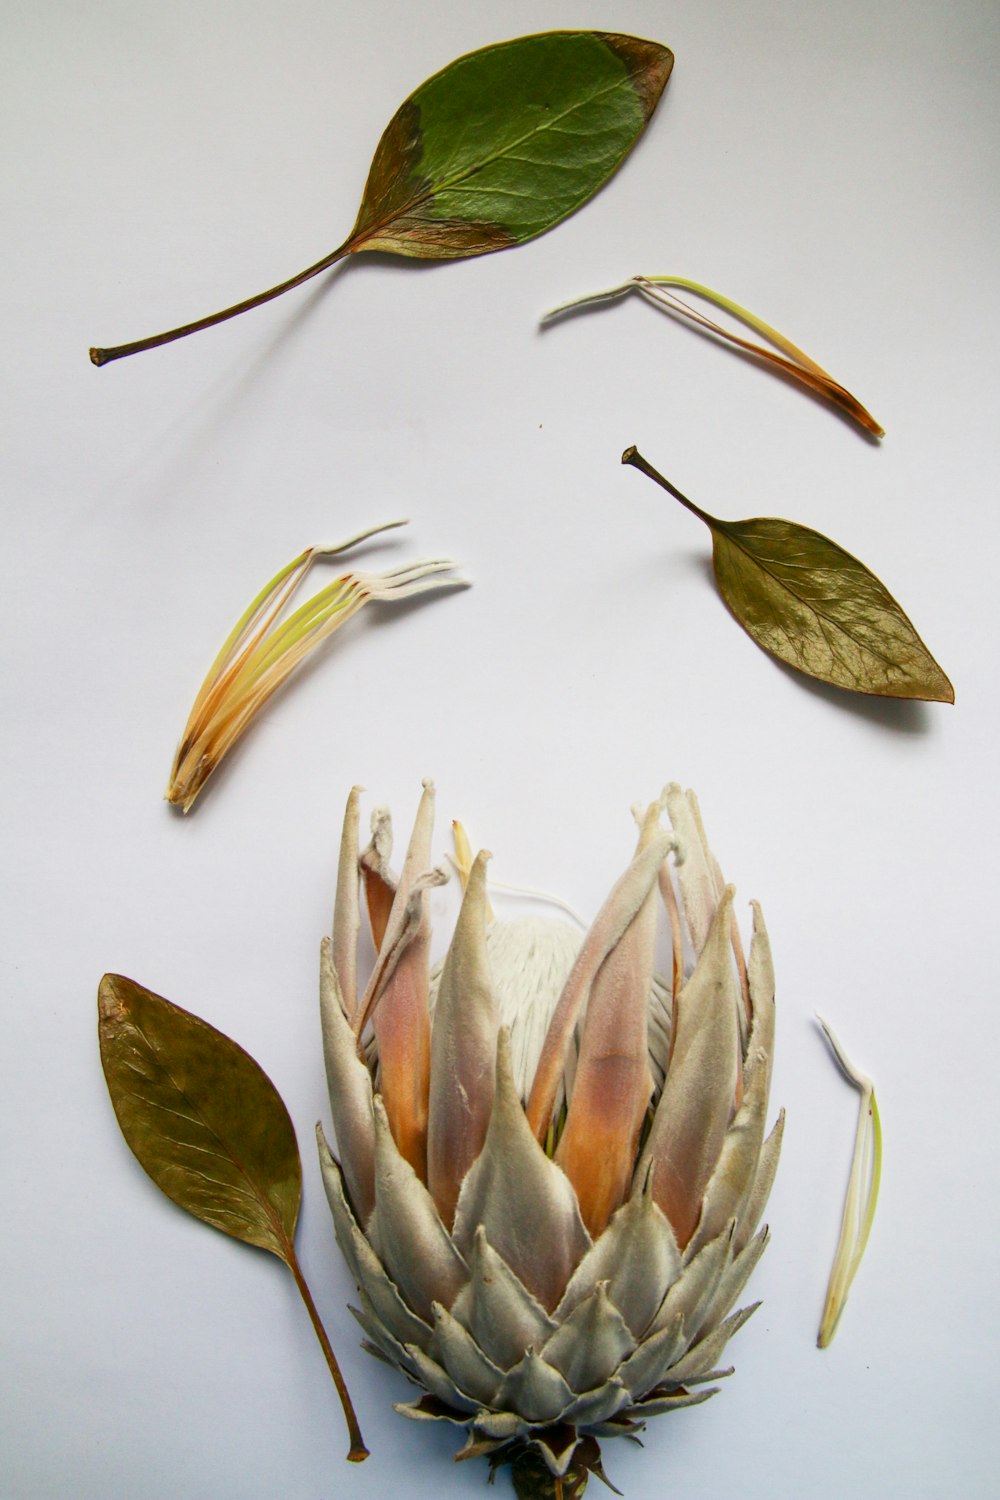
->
[620,446,714,525]
[284,1240,369,1461]
[89,243,353,366]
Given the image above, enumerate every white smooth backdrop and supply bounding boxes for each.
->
[2,3,998,1497]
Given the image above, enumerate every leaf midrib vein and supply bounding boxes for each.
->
[357,67,639,243]
[429,72,631,192]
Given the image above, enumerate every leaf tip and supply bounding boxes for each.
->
[599,33,675,118]
[886,661,954,704]
[98,972,129,1024]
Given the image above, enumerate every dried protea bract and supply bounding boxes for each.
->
[318,783,782,1498]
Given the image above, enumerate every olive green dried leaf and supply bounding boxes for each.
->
[622,448,954,703]
[98,972,368,1461]
[91,32,673,365]
[99,972,301,1255]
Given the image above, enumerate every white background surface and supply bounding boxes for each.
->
[3,2,998,1496]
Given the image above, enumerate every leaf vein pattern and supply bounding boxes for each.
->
[359,65,645,241]
[134,1018,292,1251]
[163,1165,262,1206]
[724,532,904,670]
[120,1089,204,1129]
[431,73,638,191]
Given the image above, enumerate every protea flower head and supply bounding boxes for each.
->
[318,782,782,1499]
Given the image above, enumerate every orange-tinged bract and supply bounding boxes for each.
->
[318,783,783,1496]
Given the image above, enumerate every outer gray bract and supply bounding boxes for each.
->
[318,782,782,1492]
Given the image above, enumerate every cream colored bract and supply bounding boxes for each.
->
[318,782,783,1496]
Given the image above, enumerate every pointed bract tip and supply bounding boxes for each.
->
[716,883,736,916]
[315,1119,336,1159]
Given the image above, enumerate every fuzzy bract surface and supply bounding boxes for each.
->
[318,783,782,1490]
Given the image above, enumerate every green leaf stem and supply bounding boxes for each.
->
[90,32,672,365]
[622,447,954,702]
[98,973,368,1462]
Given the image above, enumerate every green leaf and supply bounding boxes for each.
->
[622,448,954,703]
[98,973,369,1460]
[90,31,672,364]
[98,973,301,1256]
[346,32,673,259]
